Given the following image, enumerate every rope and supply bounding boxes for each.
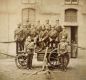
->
[0,41,86,58]
[68,43,86,50]
[0,52,15,58]
[0,41,16,43]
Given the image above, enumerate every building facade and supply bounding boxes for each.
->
[0,0,86,56]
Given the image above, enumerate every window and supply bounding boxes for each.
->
[22,8,35,25]
[72,0,77,2]
[72,0,78,4]
[65,0,79,4]
[65,0,71,2]
[65,0,71,4]
[65,9,77,22]
[22,0,36,4]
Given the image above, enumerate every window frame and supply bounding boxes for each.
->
[71,0,79,4]
[65,0,71,4]
[65,0,79,5]
[21,0,36,4]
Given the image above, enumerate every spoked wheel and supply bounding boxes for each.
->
[59,53,70,70]
[15,54,27,69]
[48,49,58,67]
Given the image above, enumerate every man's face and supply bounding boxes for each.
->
[22,26,27,29]
[27,22,30,25]
[26,20,30,25]
[46,20,49,24]
[56,20,59,24]
[51,27,54,30]
[31,24,34,29]
[37,21,40,24]
[18,24,21,28]
[63,28,66,31]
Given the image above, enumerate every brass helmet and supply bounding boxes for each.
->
[26,36,31,42]
[60,37,66,42]
[17,23,21,28]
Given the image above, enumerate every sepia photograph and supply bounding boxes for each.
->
[0,0,86,80]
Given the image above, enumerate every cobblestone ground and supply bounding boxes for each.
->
[0,50,86,80]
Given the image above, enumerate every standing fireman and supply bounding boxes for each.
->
[59,27,68,41]
[58,38,68,71]
[24,36,34,69]
[14,23,23,52]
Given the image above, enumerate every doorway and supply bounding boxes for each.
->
[65,26,78,58]
[71,26,78,58]
[71,27,78,43]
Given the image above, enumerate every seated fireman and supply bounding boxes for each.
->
[49,25,59,48]
[38,25,49,51]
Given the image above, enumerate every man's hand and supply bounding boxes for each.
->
[58,53,61,57]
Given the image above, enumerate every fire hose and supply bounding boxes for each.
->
[0,40,86,58]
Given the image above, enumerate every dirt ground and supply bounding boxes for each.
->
[0,50,86,80]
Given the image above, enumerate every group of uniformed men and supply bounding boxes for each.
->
[14,19,68,70]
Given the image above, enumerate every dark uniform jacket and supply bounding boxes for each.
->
[14,28,23,41]
[58,41,68,54]
[36,24,42,34]
[59,31,68,41]
[49,29,58,40]
[55,25,62,33]
[24,36,34,54]
[44,23,51,31]
[39,29,49,41]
